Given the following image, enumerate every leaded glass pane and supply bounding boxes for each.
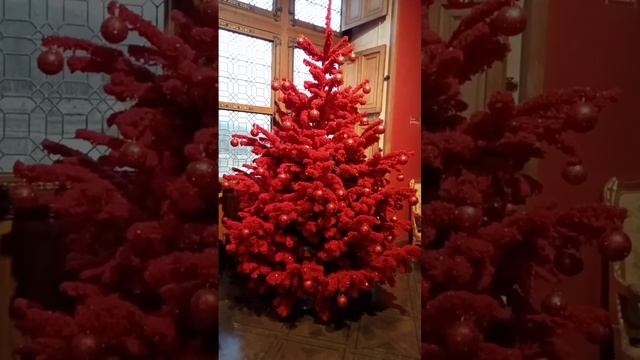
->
[219,30,273,107]
[295,0,342,31]
[219,110,271,177]
[233,0,274,11]
[293,48,322,95]
[0,0,166,171]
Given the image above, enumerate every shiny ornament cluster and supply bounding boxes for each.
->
[13,1,218,358]
[422,0,630,358]
[223,0,420,321]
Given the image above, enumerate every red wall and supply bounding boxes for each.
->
[540,1,640,359]
[389,0,421,182]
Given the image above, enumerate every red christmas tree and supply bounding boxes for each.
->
[222,0,420,321]
[9,1,218,358]
[422,0,630,358]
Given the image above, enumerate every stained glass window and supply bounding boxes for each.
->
[218,110,271,176]
[295,0,342,31]
[231,0,274,11]
[219,29,273,107]
[293,48,321,95]
[0,0,166,172]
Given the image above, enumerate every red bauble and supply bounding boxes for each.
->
[230,138,239,147]
[241,228,251,237]
[303,280,314,292]
[326,202,337,213]
[444,322,482,355]
[120,142,147,168]
[586,324,611,344]
[348,53,357,62]
[337,294,348,308]
[271,80,281,91]
[281,80,293,91]
[250,127,260,137]
[313,189,324,200]
[373,124,385,134]
[278,214,289,225]
[399,154,409,165]
[562,163,587,185]
[541,290,567,317]
[309,109,321,121]
[360,117,369,126]
[396,174,405,181]
[374,245,383,254]
[336,55,345,65]
[296,35,306,47]
[363,84,372,94]
[598,230,632,262]
[336,189,346,198]
[391,215,398,222]
[11,184,38,210]
[456,205,481,228]
[281,121,293,130]
[186,159,216,191]
[334,73,344,84]
[492,5,527,36]
[408,196,419,206]
[345,138,355,147]
[37,49,64,75]
[189,289,218,331]
[568,102,598,133]
[360,224,371,235]
[101,16,128,44]
[196,0,217,23]
[71,334,99,360]
[554,250,584,277]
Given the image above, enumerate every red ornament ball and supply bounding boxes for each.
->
[598,230,632,262]
[337,294,348,308]
[586,323,611,344]
[360,117,369,126]
[399,154,409,164]
[374,245,383,254]
[373,124,385,134]
[554,250,584,277]
[241,228,251,237]
[363,84,372,94]
[408,196,419,206]
[37,49,64,75]
[345,138,355,147]
[568,102,598,133]
[313,189,324,200]
[271,80,281,91]
[230,138,239,147]
[326,202,337,213]
[309,109,320,121]
[186,159,216,190]
[492,5,527,36]
[281,80,293,91]
[391,215,398,222]
[120,142,147,168]
[541,290,568,317]
[11,184,38,210]
[296,35,306,47]
[281,121,293,130]
[189,289,218,331]
[278,214,289,225]
[456,205,482,229]
[303,280,314,292]
[71,334,99,360]
[562,163,587,185]
[444,322,482,355]
[336,55,345,65]
[348,53,357,62]
[336,189,346,198]
[101,16,128,44]
[397,174,405,181]
[360,224,371,235]
[250,127,260,137]
[334,73,344,84]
